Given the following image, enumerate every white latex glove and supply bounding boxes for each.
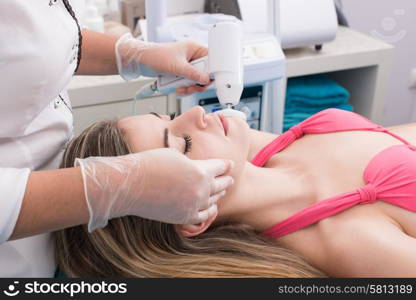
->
[115,33,211,95]
[76,148,234,232]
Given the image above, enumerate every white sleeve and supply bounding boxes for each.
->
[0,168,30,244]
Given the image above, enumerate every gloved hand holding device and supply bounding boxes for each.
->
[76,148,234,232]
[115,33,211,95]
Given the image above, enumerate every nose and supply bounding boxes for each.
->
[177,106,207,130]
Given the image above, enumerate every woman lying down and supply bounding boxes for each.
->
[55,107,416,277]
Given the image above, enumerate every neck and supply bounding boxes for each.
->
[217,161,309,231]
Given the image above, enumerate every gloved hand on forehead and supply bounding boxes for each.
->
[115,33,211,96]
[76,148,234,232]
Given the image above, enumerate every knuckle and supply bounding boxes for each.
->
[184,40,196,47]
[179,40,193,50]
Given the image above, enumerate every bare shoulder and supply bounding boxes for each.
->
[387,122,416,145]
[386,122,416,131]
[318,211,416,277]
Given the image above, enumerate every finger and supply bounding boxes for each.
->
[175,84,208,97]
[175,77,213,96]
[197,159,235,178]
[189,43,208,60]
[193,84,210,92]
[189,204,218,224]
[210,190,226,205]
[199,190,226,210]
[175,87,187,96]
[210,176,234,196]
[187,41,208,60]
[176,85,199,96]
[187,84,209,94]
[182,85,200,95]
[179,63,210,84]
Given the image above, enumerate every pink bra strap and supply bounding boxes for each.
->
[251,126,302,167]
[263,189,366,238]
[382,128,412,145]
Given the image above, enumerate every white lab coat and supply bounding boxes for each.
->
[0,0,84,277]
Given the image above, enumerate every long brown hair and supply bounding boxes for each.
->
[55,120,326,278]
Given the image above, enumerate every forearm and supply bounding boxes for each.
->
[75,29,119,75]
[10,167,89,240]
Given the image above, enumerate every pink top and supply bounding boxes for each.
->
[251,109,416,238]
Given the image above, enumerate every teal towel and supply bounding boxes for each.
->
[285,102,354,117]
[285,74,350,107]
[283,74,352,132]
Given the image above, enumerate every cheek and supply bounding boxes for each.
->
[191,133,246,160]
[189,137,229,160]
[189,122,250,176]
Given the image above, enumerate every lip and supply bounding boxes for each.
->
[218,114,229,136]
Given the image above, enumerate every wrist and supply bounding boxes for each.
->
[115,33,157,81]
[76,155,144,231]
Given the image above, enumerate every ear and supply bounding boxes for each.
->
[174,211,217,237]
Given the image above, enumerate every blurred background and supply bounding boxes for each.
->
[71,0,416,135]
[341,0,416,125]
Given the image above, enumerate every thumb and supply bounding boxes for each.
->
[179,63,210,84]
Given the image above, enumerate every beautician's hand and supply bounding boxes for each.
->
[76,148,234,232]
[115,33,211,95]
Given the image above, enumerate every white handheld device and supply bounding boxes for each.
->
[157,21,246,120]
[156,57,210,95]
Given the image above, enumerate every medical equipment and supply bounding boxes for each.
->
[208,22,245,119]
[139,0,285,132]
[133,21,246,120]
[121,0,337,50]
[235,0,337,50]
[280,0,338,50]
[154,22,246,120]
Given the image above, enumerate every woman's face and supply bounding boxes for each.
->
[118,106,250,175]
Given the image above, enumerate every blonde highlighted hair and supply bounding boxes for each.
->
[55,120,325,278]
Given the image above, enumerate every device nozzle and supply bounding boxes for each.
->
[213,107,247,120]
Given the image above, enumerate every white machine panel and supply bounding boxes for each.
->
[238,0,338,49]
[280,0,338,49]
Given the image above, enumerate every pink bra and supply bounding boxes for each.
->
[251,109,416,238]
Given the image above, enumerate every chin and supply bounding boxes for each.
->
[229,116,250,133]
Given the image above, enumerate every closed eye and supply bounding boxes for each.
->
[150,112,191,154]
[170,113,192,154]
[184,135,192,154]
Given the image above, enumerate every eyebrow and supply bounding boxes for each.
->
[149,112,162,119]
[149,112,169,148]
